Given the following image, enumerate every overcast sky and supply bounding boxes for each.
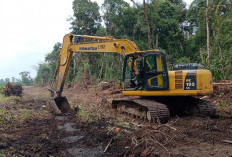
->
[0,0,193,80]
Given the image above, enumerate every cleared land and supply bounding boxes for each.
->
[0,83,231,156]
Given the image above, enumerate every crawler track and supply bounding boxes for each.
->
[151,96,216,117]
[112,96,216,122]
[191,97,216,116]
[112,98,170,122]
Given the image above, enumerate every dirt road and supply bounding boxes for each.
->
[0,84,231,156]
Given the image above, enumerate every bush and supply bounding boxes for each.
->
[0,85,4,93]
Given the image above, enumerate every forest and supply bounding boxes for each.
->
[1,1,232,156]
[35,0,232,85]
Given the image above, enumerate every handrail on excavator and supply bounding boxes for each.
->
[71,35,115,43]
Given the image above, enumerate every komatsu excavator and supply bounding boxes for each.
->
[50,33,215,121]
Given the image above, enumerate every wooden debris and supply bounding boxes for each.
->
[114,128,121,133]
[99,81,115,90]
[213,83,232,85]
[141,146,155,157]
[110,89,122,94]
[222,140,232,144]
[104,138,113,153]
[164,124,177,131]
[2,82,23,97]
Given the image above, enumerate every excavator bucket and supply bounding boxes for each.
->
[54,96,72,113]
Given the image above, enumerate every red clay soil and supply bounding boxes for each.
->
[0,83,231,157]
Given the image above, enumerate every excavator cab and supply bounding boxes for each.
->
[123,51,169,91]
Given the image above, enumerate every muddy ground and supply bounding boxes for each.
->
[0,83,232,157]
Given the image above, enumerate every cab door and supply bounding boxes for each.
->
[144,52,169,90]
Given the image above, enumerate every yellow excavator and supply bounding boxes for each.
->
[50,33,215,121]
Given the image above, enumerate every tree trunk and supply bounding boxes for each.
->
[156,34,159,49]
[73,56,76,76]
[143,0,152,49]
[218,43,225,79]
[98,62,104,79]
[199,48,204,64]
[130,0,139,8]
[206,0,210,65]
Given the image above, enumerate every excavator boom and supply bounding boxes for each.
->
[50,33,140,112]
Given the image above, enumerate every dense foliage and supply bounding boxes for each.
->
[35,0,232,85]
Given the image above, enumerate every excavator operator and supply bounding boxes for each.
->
[134,54,144,90]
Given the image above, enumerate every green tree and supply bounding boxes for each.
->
[19,71,33,86]
[68,0,106,84]
[0,79,4,84]
[45,42,61,80]
[186,0,207,62]
[210,0,232,80]
[5,78,10,83]
[35,43,61,84]
[102,0,130,37]
[33,0,232,84]
[35,64,50,85]
[186,0,232,80]
[70,0,101,35]
[147,0,187,61]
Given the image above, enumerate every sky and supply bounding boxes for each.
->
[0,0,193,80]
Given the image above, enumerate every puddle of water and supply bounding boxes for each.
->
[58,123,80,132]
[62,135,84,143]
[67,146,102,157]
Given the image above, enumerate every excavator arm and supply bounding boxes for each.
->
[50,33,140,112]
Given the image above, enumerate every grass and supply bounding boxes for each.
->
[0,94,21,105]
[114,116,135,129]
[19,109,31,120]
[216,101,232,118]
[115,120,132,129]
[0,108,10,123]
[0,94,10,104]
[0,84,5,92]
[77,108,95,122]
[0,108,8,123]
[78,109,89,118]
[0,106,32,124]
[217,100,230,107]
[0,153,6,157]
[0,94,32,123]
[114,132,122,139]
